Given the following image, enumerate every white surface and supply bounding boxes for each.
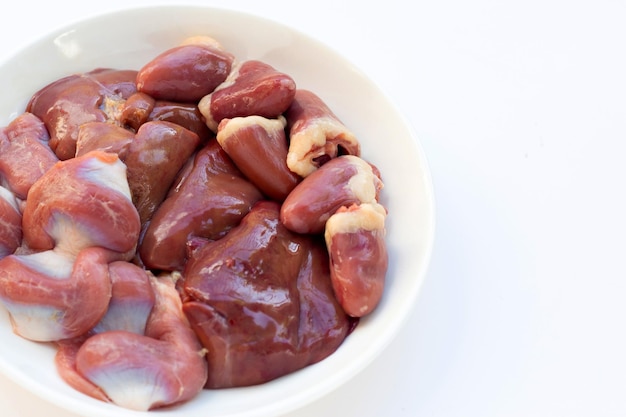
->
[0,1,625,416]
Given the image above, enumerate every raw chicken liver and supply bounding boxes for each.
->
[182,200,352,388]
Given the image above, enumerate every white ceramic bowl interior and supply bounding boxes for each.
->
[0,5,435,417]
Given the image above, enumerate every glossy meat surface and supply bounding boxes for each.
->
[182,201,351,388]
[285,89,360,177]
[139,140,262,271]
[0,112,58,199]
[325,203,388,317]
[199,60,296,131]
[148,100,213,143]
[125,121,201,225]
[120,93,213,142]
[136,38,234,102]
[216,115,301,201]
[0,247,112,341]
[22,150,140,259]
[26,68,137,160]
[0,36,392,411]
[75,121,135,159]
[281,155,384,234]
[75,121,201,226]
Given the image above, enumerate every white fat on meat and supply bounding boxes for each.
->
[216,114,286,143]
[325,202,387,237]
[287,116,358,177]
[344,155,383,204]
[198,60,242,132]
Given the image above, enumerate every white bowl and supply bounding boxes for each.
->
[0,5,435,417]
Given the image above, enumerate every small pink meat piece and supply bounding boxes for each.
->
[26,69,138,160]
[182,201,351,388]
[285,89,361,177]
[148,100,213,143]
[22,150,140,259]
[0,247,112,341]
[280,155,383,234]
[137,36,234,103]
[74,274,208,411]
[325,203,388,317]
[216,115,301,201]
[0,113,58,199]
[139,140,262,271]
[119,91,155,131]
[199,60,296,132]
[75,122,134,158]
[120,93,212,142]
[92,261,156,335]
[0,187,22,258]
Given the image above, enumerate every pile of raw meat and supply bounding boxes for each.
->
[0,35,388,411]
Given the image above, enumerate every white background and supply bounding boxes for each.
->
[1,0,625,416]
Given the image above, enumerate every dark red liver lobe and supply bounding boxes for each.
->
[181,200,352,388]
